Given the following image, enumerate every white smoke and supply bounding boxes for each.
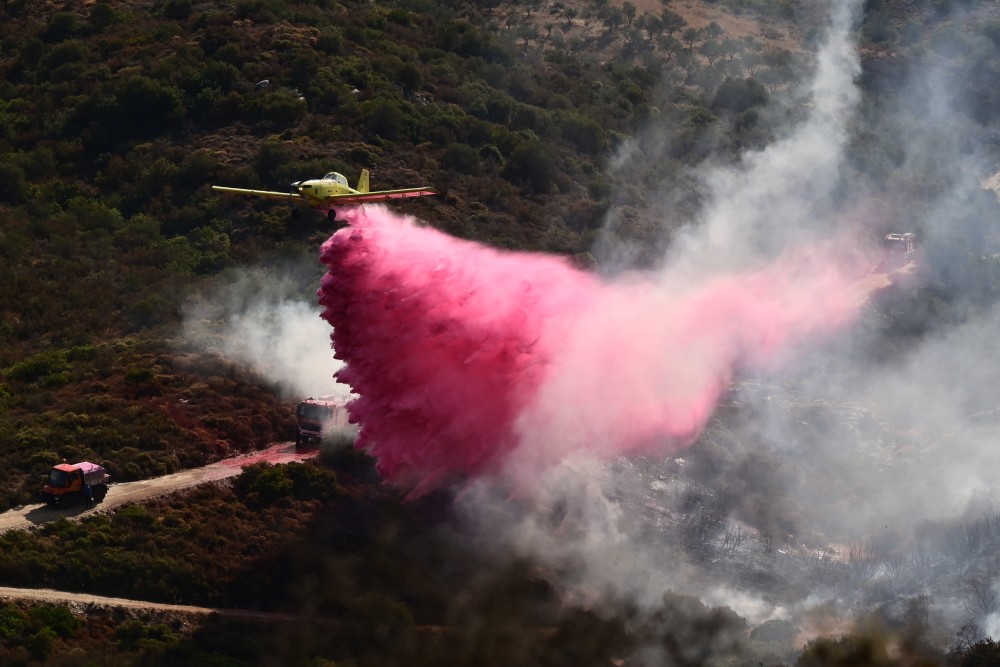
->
[668,1,864,276]
[179,267,347,400]
[455,0,1000,657]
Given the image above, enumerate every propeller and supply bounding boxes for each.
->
[288,180,304,220]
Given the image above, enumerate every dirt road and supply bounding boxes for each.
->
[0,584,301,621]
[0,442,317,535]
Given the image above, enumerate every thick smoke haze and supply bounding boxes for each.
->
[666,1,863,275]
[311,0,926,656]
[430,0,1000,659]
[181,0,1000,658]
[459,0,1000,656]
[179,268,348,400]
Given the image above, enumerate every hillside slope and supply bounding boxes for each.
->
[4,0,1000,664]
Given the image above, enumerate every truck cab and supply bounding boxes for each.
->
[295,396,350,448]
[47,464,81,490]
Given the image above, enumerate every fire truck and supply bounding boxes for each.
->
[881,232,916,270]
[295,396,350,448]
[40,461,110,506]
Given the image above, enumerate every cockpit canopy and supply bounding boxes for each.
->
[322,172,349,186]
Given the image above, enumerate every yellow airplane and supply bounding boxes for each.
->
[212,169,437,221]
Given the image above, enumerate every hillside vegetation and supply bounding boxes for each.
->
[0,0,814,509]
[3,0,1000,505]
[4,0,1000,664]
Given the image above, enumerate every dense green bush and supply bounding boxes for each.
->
[502,141,556,193]
[0,161,27,204]
[163,0,192,21]
[712,76,768,113]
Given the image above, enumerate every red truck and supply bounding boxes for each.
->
[40,461,110,507]
[295,396,350,448]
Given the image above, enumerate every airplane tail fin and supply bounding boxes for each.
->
[357,169,370,193]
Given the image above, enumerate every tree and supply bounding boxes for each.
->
[657,34,681,61]
[602,6,624,34]
[43,12,77,42]
[115,75,186,136]
[255,141,294,184]
[712,77,769,113]
[163,0,192,20]
[741,34,761,57]
[699,40,723,67]
[721,37,740,61]
[362,98,407,141]
[759,48,792,89]
[0,162,27,204]
[88,2,117,31]
[660,9,686,38]
[683,26,701,51]
[956,639,1000,667]
[639,13,662,43]
[742,51,763,77]
[502,141,556,193]
[515,23,539,50]
[560,112,606,154]
[862,10,897,44]
[622,1,636,28]
[443,143,480,175]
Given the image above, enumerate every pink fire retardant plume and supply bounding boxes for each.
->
[318,207,867,495]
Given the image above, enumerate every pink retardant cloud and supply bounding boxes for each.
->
[318,207,867,496]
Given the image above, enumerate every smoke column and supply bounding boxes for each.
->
[318,207,871,494]
[180,268,348,400]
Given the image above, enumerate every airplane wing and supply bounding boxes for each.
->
[212,186,305,202]
[323,187,438,206]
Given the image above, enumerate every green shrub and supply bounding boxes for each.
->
[5,351,69,384]
[502,141,556,193]
[362,99,407,141]
[40,40,90,74]
[115,504,156,529]
[88,2,117,30]
[26,627,55,660]
[115,619,179,651]
[236,0,281,23]
[124,367,155,384]
[28,605,80,639]
[0,160,28,204]
[67,197,124,233]
[0,605,24,640]
[235,462,294,507]
[43,12,77,42]
[255,141,294,183]
[442,142,480,175]
[28,451,61,470]
[712,77,768,113]
[558,112,606,155]
[163,0,192,20]
[178,150,222,187]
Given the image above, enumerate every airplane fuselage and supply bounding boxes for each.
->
[294,172,356,207]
